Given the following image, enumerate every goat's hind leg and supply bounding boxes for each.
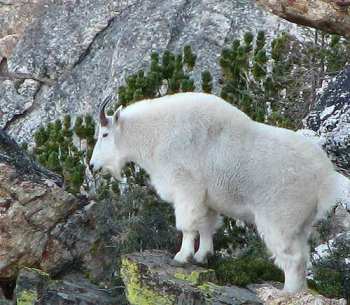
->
[278,235,308,294]
[256,217,308,294]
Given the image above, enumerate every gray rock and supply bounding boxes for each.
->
[121,250,347,305]
[304,66,350,241]
[14,268,116,305]
[305,66,350,177]
[7,0,131,80]
[334,205,350,232]
[121,250,263,305]
[0,79,39,130]
[249,283,347,305]
[2,0,296,144]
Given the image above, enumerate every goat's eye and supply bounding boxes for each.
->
[102,133,108,138]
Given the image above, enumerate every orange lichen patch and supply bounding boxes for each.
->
[0,188,10,198]
[284,0,309,13]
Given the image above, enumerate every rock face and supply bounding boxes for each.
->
[0,130,119,301]
[121,250,263,305]
[0,0,297,144]
[305,66,350,177]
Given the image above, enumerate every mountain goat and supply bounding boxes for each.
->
[90,92,346,294]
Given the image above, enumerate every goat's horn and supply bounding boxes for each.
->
[99,96,112,126]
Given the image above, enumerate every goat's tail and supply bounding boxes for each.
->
[316,171,350,221]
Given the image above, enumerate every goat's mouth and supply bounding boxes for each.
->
[94,167,110,177]
[92,168,102,175]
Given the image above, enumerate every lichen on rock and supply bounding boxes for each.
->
[174,269,216,285]
[16,290,38,305]
[14,267,49,305]
[121,256,176,305]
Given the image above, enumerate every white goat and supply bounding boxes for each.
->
[90,92,347,293]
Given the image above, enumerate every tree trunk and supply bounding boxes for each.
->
[255,0,350,38]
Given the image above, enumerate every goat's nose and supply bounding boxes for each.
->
[89,163,94,172]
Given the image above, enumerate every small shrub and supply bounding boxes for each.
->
[212,255,284,286]
[312,235,350,301]
[313,267,344,298]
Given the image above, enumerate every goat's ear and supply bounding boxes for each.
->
[113,105,123,125]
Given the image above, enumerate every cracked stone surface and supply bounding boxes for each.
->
[0,130,119,285]
[0,0,297,144]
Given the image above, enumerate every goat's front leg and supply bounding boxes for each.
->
[193,210,220,264]
[193,228,213,264]
[173,197,202,264]
[174,231,197,264]
[172,180,207,264]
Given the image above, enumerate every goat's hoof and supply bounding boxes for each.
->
[193,251,212,266]
[192,259,208,267]
[171,253,191,266]
[173,251,192,265]
[170,259,190,267]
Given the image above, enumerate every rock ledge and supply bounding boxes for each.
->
[121,250,262,305]
[121,250,348,305]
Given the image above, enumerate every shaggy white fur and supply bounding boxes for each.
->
[90,92,347,294]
